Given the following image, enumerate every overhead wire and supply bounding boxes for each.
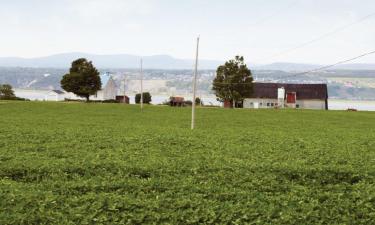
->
[255,11,375,62]
[210,49,375,85]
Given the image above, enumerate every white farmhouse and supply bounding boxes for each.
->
[14,89,66,101]
[45,90,65,101]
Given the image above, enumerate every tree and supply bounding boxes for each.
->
[135,92,152,104]
[0,84,16,99]
[60,58,101,102]
[195,97,203,106]
[212,56,253,108]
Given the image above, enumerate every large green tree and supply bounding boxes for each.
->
[212,56,253,107]
[61,58,101,102]
[0,84,16,99]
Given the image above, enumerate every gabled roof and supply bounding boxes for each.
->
[51,90,65,94]
[250,83,328,100]
[100,74,110,87]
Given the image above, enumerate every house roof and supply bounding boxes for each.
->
[100,74,110,87]
[250,83,328,100]
[51,90,65,94]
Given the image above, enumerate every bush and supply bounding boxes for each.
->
[102,99,119,103]
[0,96,29,101]
[135,92,152,104]
[195,97,203,106]
[184,100,192,106]
[64,98,119,103]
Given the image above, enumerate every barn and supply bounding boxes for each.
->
[94,74,117,100]
[243,83,328,110]
[116,95,130,104]
[170,97,185,107]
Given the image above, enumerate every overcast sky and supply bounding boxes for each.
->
[1,0,375,64]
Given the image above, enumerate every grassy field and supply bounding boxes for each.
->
[0,101,375,224]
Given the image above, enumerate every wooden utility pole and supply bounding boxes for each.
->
[123,74,127,104]
[140,59,143,111]
[191,37,200,130]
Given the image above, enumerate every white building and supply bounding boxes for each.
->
[96,74,117,100]
[14,89,66,101]
[243,83,328,110]
[14,74,118,102]
[45,90,66,101]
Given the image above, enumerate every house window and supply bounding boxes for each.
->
[271,103,274,107]
[296,104,300,108]
[267,103,270,107]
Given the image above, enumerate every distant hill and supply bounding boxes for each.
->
[0,53,223,70]
[0,53,374,71]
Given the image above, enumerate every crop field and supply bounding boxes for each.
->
[0,101,375,224]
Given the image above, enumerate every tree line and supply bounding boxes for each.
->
[60,56,253,107]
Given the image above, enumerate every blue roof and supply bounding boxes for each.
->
[100,74,110,87]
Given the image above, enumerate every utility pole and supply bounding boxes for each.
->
[123,74,127,104]
[191,36,200,130]
[140,59,143,111]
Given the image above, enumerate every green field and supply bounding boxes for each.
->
[1,102,375,224]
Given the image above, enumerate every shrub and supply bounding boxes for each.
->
[135,92,152,104]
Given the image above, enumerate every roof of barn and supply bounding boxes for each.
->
[250,83,328,100]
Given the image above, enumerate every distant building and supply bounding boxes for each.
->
[14,89,65,101]
[14,74,118,102]
[170,97,185,107]
[94,74,117,100]
[116,95,130,104]
[45,90,65,101]
[243,83,328,110]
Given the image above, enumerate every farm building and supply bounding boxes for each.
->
[116,95,130,104]
[14,74,118,102]
[170,97,185,107]
[97,74,117,100]
[14,89,66,101]
[45,90,65,101]
[243,83,328,110]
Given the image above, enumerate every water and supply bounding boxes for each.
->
[137,95,375,111]
[328,100,375,111]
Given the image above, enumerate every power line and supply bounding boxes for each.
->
[256,11,375,62]
[211,50,375,84]
[283,49,375,79]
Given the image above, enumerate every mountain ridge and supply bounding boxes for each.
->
[1,52,375,71]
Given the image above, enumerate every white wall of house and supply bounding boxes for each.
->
[243,98,279,109]
[44,92,65,101]
[14,89,49,101]
[243,98,326,110]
